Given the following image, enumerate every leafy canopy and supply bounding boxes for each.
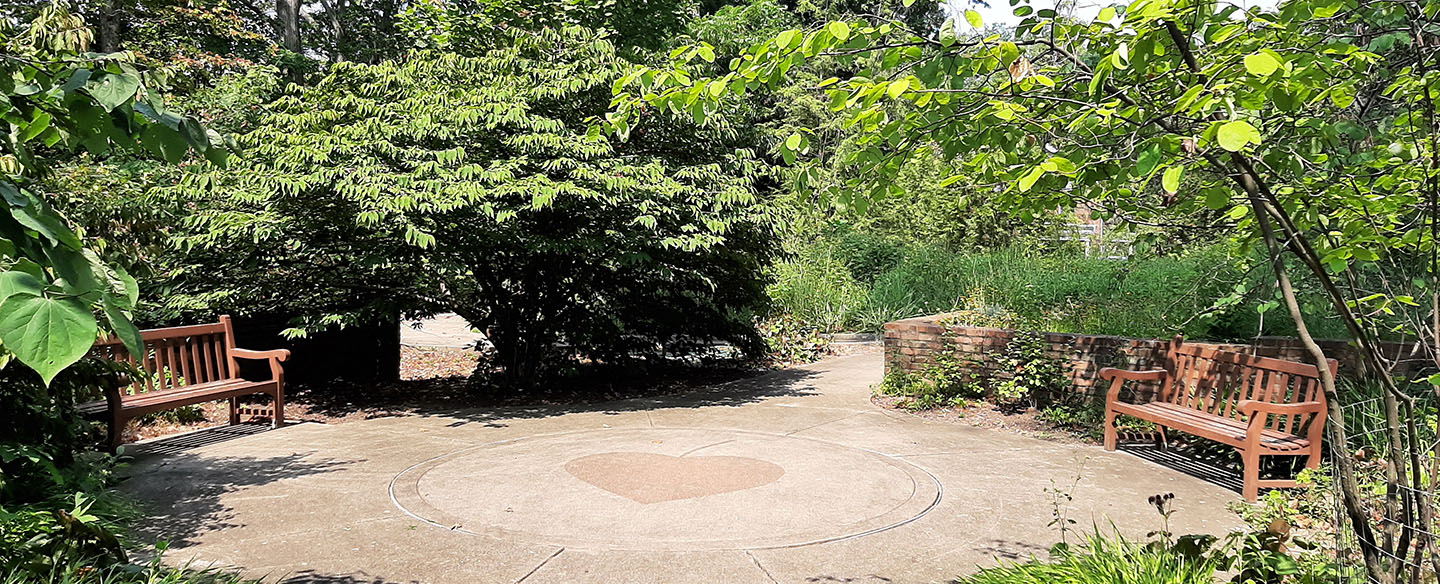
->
[170,26,778,383]
[1,2,225,383]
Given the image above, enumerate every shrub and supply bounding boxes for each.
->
[991,332,1071,410]
[168,28,778,388]
[876,332,985,410]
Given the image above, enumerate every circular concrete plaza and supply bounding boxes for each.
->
[389,427,941,551]
[123,353,1246,583]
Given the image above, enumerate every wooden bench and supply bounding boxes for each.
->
[1100,335,1335,501]
[79,315,290,448]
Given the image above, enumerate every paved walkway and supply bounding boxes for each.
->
[123,353,1242,584]
[401,313,485,348]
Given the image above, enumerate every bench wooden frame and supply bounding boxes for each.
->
[80,315,289,448]
[1100,335,1336,501]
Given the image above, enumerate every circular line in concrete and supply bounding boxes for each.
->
[388,426,943,551]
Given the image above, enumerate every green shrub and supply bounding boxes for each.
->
[3,549,257,584]
[830,230,905,286]
[991,332,1071,410]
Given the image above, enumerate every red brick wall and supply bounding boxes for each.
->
[883,313,1432,398]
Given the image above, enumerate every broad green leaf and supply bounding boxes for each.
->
[965,10,983,28]
[0,271,43,301]
[887,79,909,99]
[1018,166,1044,192]
[12,204,84,249]
[785,133,802,150]
[81,72,141,112]
[1097,6,1116,21]
[102,298,144,359]
[1217,120,1261,151]
[19,112,52,142]
[827,22,850,41]
[1205,189,1230,210]
[1243,52,1281,76]
[1162,165,1183,194]
[0,293,98,385]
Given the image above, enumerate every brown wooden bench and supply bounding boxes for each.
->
[79,315,289,448]
[1100,335,1335,501]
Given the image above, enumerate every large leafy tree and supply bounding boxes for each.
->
[169,26,777,386]
[611,0,1440,579]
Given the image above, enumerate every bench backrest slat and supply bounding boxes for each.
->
[92,316,238,396]
[1165,337,1335,437]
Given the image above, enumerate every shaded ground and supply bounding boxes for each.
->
[120,352,1244,584]
[122,346,770,443]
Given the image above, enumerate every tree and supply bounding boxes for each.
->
[1,1,226,384]
[609,0,1440,580]
[168,26,777,387]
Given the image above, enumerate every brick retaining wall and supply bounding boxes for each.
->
[883,313,1434,399]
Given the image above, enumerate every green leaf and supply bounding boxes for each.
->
[0,294,98,385]
[19,112,52,143]
[1243,52,1281,76]
[1018,166,1044,192]
[1217,120,1261,151]
[81,71,141,112]
[1204,189,1230,210]
[102,298,144,359]
[1097,6,1116,21]
[143,125,190,164]
[0,271,44,301]
[12,204,84,250]
[964,10,983,28]
[785,133,802,150]
[887,79,909,99]
[1162,165,1183,194]
[827,22,850,42]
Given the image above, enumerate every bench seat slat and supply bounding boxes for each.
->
[78,379,277,418]
[1111,401,1311,452]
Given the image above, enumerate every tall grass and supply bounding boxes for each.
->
[769,234,1351,340]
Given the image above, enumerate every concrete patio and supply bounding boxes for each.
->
[121,353,1243,583]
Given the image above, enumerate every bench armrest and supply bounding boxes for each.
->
[231,348,291,362]
[1237,400,1325,416]
[1098,368,1168,403]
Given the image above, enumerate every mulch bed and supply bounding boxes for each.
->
[871,394,1098,445]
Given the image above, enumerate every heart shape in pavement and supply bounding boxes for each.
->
[564,452,785,504]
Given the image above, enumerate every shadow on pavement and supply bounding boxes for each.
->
[279,571,420,584]
[307,366,826,429]
[121,450,353,548]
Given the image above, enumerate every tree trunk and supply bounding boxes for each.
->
[96,0,121,53]
[277,0,301,53]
